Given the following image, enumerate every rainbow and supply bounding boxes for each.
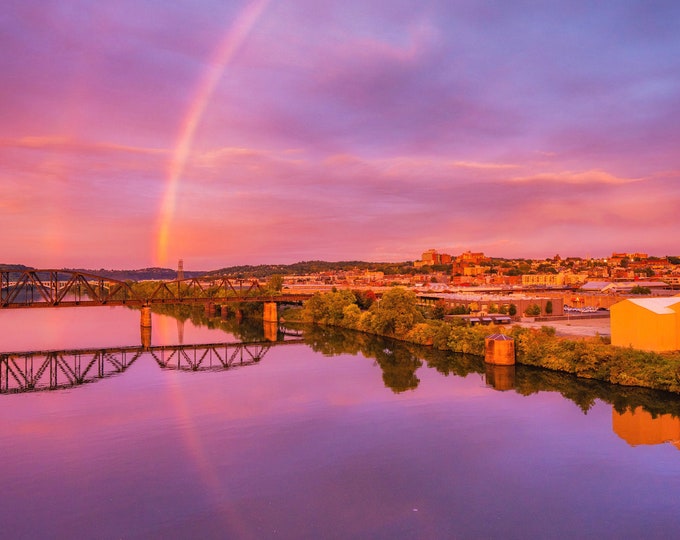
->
[154,0,269,265]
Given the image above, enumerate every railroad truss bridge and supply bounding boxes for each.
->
[0,269,310,310]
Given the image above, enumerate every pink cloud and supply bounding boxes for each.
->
[510,169,644,185]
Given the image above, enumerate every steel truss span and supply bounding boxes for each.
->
[0,269,308,309]
[0,340,303,394]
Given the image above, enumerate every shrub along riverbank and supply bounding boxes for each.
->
[289,288,680,395]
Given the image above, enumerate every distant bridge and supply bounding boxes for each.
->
[0,338,304,394]
[0,269,311,309]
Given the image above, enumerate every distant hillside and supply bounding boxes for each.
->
[2,260,419,281]
[0,265,204,281]
[0,264,33,272]
[65,267,206,281]
[208,260,416,278]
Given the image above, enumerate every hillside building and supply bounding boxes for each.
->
[414,249,452,268]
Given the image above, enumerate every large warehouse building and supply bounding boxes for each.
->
[610,297,680,352]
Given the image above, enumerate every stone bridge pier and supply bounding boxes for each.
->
[263,302,278,323]
[140,306,152,349]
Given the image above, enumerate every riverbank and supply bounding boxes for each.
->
[288,289,680,395]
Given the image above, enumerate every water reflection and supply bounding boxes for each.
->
[298,325,680,425]
[0,348,142,393]
[485,364,516,391]
[3,309,680,537]
[5,305,680,446]
[161,313,680,427]
[0,341,302,393]
[613,407,680,449]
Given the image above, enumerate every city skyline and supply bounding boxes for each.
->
[2,1,679,269]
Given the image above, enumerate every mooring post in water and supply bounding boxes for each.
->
[484,333,515,365]
[484,333,515,391]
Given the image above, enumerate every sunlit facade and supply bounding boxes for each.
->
[610,297,680,352]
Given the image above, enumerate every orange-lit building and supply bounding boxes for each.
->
[610,297,680,352]
[415,249,452,267]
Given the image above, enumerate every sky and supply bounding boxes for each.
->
[1,0,679,270]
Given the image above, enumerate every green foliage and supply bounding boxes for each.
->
[509,304,517,316]
[279,306,304,322]
[545,300,553,315]
[342,304,362,328]
[525,304,541,316]
[630,285,651,295]
[446,325,488,355]
[353,289,377,310]
[431,300,449,320]
[301,290,356,326]
[368,287,423,337]
[266,274,284,292]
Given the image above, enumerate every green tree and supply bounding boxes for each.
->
[353,289,377,310]
[302,290,356,325]
[525,304,541,316]
[369,287,423,338]
[431,300,448,320]
[545,300,553,315]
[508,304,517,316]
[630,285,651,295]
[640,267,654,277]
[266,274,284,292]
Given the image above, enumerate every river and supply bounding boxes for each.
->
[1,306,680,539]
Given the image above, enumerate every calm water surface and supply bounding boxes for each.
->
[2,307,680,539]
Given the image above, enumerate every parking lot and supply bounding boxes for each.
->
[517,316,611,338]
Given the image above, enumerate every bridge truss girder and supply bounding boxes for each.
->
[0,270,271,309]
[0,269,141,307]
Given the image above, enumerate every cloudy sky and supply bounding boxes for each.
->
[2,0,679,270]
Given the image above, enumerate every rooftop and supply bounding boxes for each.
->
[626,298,680,315]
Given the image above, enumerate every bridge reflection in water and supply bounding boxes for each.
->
[0,338,303,394]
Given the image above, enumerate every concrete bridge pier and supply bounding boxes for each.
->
[206,303,217,318]
[263,321,278,342]
[141,306,152,327]
[140,306,152,349]
[263,302,278,323]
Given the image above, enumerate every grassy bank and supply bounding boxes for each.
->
[294,288,680,394]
